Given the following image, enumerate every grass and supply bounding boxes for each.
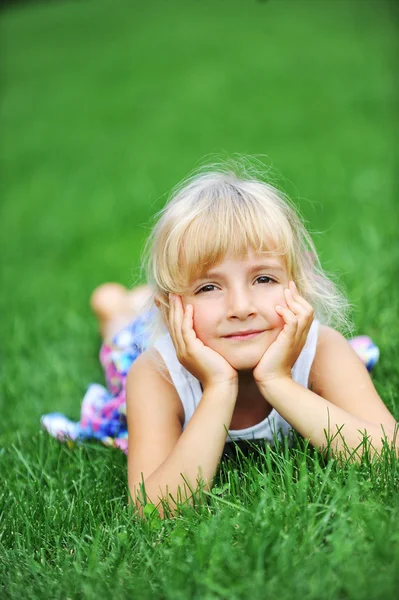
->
[1,0,398,598]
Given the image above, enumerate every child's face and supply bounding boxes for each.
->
[183,248,290,371]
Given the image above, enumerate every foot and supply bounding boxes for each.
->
[90,283,152,341]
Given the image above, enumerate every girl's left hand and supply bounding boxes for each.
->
[253,281,314,387]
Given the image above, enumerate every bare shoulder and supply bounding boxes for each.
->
[126,348,184,493]
[126,348,184,425]
[310,324,369,394]
[309,325,396,428]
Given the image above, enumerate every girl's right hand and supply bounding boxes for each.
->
[168,294,238,391]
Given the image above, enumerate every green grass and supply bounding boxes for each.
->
[1,0,398,598]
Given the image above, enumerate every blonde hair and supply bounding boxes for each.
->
[141,157,353,343]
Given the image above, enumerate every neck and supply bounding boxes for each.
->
[236,370,262,408]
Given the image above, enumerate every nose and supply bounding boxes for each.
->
[225,286,256,320]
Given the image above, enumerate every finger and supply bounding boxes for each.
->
[287,283,314,342]
[275,305,299,332]
[285,286,314,327]
[283,290,312,335]
[174,295,186,350]
[284,288,307,316]
[169,294,184,352]
[181,304,198,347]
[167,293,177,343]
[288,281,314,313]
[276,305,310,357]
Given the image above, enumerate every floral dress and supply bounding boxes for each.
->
[41,312,380,454]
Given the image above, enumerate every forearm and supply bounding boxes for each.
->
[136,382,237,516]
[259,378,395,458]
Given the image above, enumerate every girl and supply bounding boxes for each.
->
[42,162,397,517]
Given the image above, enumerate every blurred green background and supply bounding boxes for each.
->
[0,0,398,438]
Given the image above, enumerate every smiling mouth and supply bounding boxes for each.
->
[223,331,266,341]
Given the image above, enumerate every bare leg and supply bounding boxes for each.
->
[90,282,152,342]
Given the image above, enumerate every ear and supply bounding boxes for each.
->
[154,293,170,311]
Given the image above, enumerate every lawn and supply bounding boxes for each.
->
[1,0,398,598]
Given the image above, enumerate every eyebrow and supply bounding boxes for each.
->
[198,263,286,280]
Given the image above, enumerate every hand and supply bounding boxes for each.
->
[168,294,238,390]
[253,281,314,387]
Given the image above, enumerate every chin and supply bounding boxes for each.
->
[222,349,264,372]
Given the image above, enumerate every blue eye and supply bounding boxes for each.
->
[255,276,275,284]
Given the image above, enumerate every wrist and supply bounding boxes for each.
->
[256,374,292,394]
[202,378,238,396]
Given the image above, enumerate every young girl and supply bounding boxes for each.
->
[42,162,397,517]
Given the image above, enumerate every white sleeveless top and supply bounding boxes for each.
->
[154,320,320,444]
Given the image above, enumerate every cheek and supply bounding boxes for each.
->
[273,287,288,304]
[191,305,215,340]
[265,288,288,326]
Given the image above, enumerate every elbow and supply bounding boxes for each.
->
[128,480,205,521]
[128,480,162,519]
[384,421,399,442]
[130,495,191,522]
[369,422,399,458]
[127,482,180,521]
[128,486,165,520]
[132,498,165,521]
